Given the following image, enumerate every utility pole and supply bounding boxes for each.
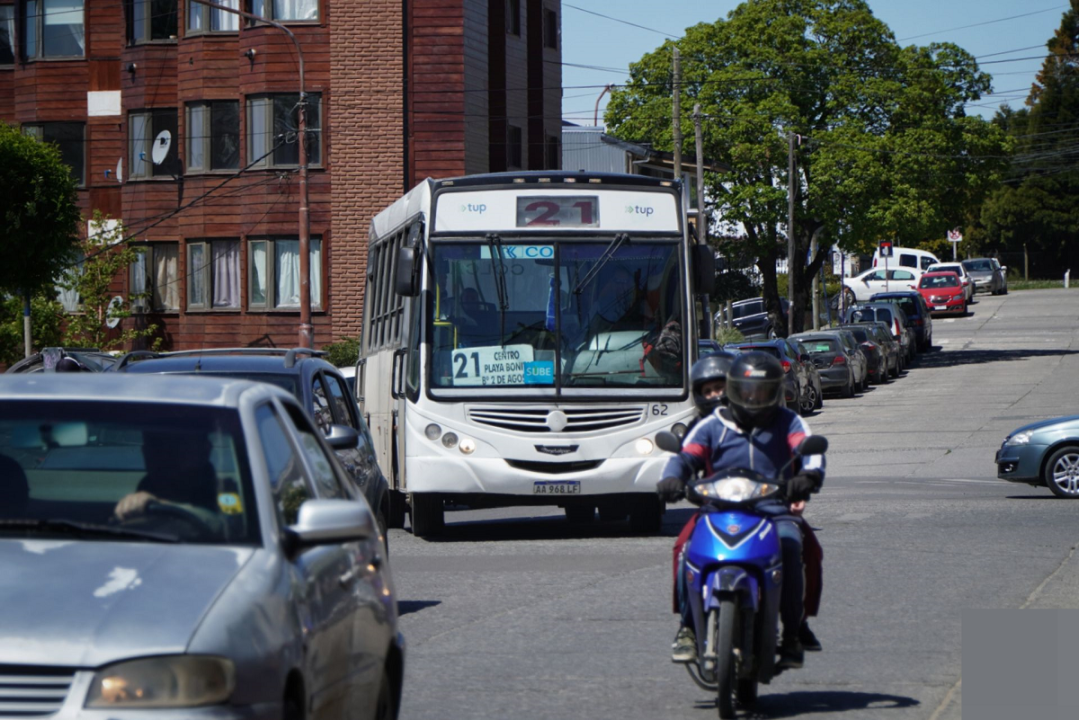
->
[192,0,311,348]
[672,48,682,181]
[787,131,796,337]
[810,231,819,330]
[694,103,711,340]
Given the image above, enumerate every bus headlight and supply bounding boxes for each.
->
[425,424,442,441]
[635,438,654,455]
[442,432,459,448]
[671,423,688,439]
[459,438,476,454]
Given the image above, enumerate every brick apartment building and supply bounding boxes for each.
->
[0,0,562,349]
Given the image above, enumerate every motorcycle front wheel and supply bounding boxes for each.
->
[713,599,737,719]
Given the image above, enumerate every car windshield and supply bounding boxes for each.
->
[737,345,780,358]
[846,327,869,343]
[963,260,992,272]
[931,265,963,276]
[732,301,763,319]
[876,296,918,318]
[0,401,260,545]
[428,240,685,392]
[183,372,300,397]
[921,275,959,288]
[850,308,892,324]
[804,339,838,353]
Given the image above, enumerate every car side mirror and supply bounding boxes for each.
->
[796,435,828,456]
[655,430,682,454]
[1000,266,1007,273]
[285,499,375,552]
[326,423,360,450]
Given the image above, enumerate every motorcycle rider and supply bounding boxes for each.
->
[658,351,825,670]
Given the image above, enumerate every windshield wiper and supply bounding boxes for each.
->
[486,233,510,342]
[572,233,629,296]
[0,518,181,543]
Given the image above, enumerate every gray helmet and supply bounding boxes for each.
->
[690,351,736,414]
[726,351,785,429]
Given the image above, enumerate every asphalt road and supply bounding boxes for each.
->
[389,289,1079,720]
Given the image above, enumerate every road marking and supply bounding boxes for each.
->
[937,339,951,345]
[835,512,875,521]
[943,319,956,323]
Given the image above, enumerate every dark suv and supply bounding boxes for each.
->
[112,348,389,542]
[717,297,790,340]
[869,291,933,351]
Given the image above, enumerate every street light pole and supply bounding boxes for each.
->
[190,0,312,348]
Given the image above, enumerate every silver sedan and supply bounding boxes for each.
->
[0,374,403,720]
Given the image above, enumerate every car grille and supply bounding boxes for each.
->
[468,406,646,433]
[929,295,952,303]
[505,459,605,474]
[0,665,76,716]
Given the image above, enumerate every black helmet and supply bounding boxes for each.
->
[691,351,736,414]
[726,351,785,429]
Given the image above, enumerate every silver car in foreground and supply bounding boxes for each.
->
[0,375,402,720]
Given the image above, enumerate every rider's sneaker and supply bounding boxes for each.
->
[799,623,822,652]
[671,626,697,663]
[776,637,804,670]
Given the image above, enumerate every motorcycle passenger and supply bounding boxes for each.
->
[658,351,825,670]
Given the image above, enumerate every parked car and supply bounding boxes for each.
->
[872,246,941,272]
[791,332,859,398]
[962,257,1008,295]
[790,339,825,412]
[843,303,915,365]
[997,414,1079,498]
[835,324,890,384]
[5,347,118,373]
[918,272,967,316]
[841,267,923,305]
[825,328,869,390]
[869,290,934,351]
[728,339,814,416]
[113,348,392,541]
[926,262,975,302]
[716,297,789,340]
[0,374,404,719]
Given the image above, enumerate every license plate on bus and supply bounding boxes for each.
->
[533,481,581,495]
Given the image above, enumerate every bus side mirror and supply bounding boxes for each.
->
[395,246,420,296]
[692,245,715,295]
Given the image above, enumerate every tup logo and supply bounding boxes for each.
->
[460,203,487,214]
[624,204,655,217]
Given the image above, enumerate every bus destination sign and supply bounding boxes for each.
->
[516,196,599,228]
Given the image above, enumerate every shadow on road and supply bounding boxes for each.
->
[397,600,441,616]
[916,347,1079,369]
[726,690,920,718]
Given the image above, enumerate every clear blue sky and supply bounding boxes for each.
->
[560,0,1069,125]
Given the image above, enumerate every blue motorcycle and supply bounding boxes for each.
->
[657,432,828,718]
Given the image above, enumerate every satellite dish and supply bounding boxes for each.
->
[151,130,172,166]
[105,296,124,329]
[115,158,123,183]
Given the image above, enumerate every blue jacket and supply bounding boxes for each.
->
[661,406,825,486]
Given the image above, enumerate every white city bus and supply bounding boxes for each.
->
[358,172,714,537]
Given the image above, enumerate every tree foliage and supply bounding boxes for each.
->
[0,122,82,297]
[0,294,66,367]
[605,0,1010,332]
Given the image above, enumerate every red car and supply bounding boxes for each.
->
[918,271,967,315]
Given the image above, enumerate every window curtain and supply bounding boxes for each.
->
[154,245,179,310]
[275,240,299,307]
[187,0,204,31]
[57,259,82,312]
[274,0,317,20]
[44,0,85,55]
[211,0,238,31]
[212,240,240,308]
[187,104,206,170]
[130,114,149,177]
[1,7,16,64]
[131,252,148,296]
[189,244,207,307]
[251,242,267,305]
[310,238,321,307]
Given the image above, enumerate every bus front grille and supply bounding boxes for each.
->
[468,406,646,433]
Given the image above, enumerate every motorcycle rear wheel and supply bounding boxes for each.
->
[713,600,737,719]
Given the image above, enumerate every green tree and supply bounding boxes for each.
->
[975,0,1079,277]
[61,215,162,352]
[0,122,82,297]
[0,294,66,366]
[605,0,1010,332]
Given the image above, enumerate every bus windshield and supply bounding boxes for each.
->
[428,240,685,392]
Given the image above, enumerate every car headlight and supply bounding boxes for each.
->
[1005,432,1032,446]
[85,656,235,709]
[694,476,780,503]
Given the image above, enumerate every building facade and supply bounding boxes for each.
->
[0,0,562,349]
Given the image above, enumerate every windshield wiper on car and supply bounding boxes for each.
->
[0,518,181,543]
[572,233,629,296]
[486,233,510,342]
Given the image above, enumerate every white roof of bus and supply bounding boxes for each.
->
[370,178,435,239]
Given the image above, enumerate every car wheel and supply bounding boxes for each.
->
[843,288,856,308]
[767,327,777,340]
[387,489,407,530]
[840,378,853,399]
[800,385,816,415]
[374,668,396,720]
[1045,446,1079,498]
[815,383,824,409]
[410,493,445,537]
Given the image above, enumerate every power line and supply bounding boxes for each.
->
[897,5,1068,42]
[562,3,679,39]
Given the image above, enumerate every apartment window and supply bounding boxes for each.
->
[129,109,180,179]
[247,93,321,168]
[0,6,15,65]
[248,0,318,22]
[505,0,519,35]
[126,0,177,44]
[186,101,240,172]
[507,125,522,169]
[23,123,85,186]
[249,238,322,310]
[187,0,238,33]
[543,7,558,49]
[22,0,84,58]
[130,244,180,312]
[187,239,240,310]
[545,134,560,170]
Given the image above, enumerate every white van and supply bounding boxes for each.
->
[872,247,940,272]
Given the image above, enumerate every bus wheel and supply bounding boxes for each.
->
[629,495,662,534]
[410,494,444,537]
[387,490,408,530]
[565,505,596,524]
[597,502,629,523]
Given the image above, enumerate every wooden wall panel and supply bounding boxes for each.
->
[408,0,466,182]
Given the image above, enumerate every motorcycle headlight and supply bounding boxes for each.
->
[694,476,780,503]
[1005,432,1032,446]
[85,656,235,709]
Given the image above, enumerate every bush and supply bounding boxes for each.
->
[713,326,745,345]
[323,337,359,367]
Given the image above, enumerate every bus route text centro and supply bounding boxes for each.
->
[358,172,715,537]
